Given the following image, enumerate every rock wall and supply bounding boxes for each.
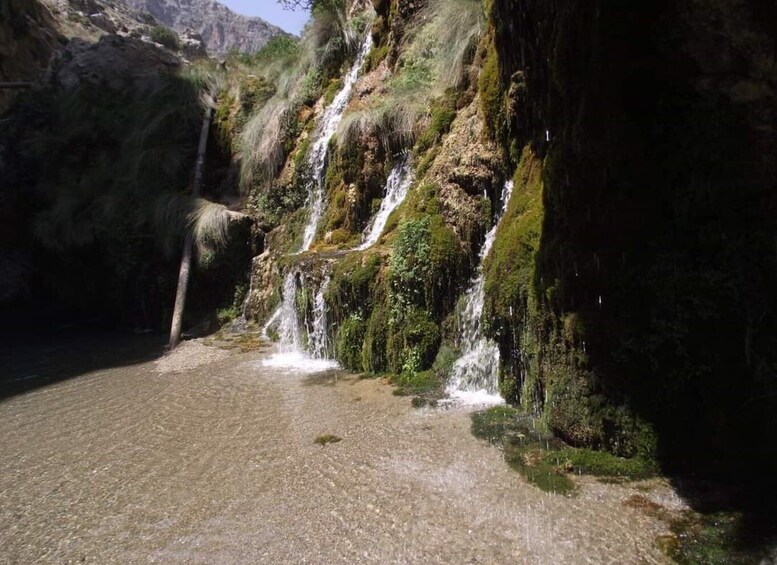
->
[120,0,290,55]
[488,0,777,490]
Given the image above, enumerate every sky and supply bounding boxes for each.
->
[219,1,311,35]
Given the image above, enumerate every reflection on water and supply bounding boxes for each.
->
[0,335,681,563]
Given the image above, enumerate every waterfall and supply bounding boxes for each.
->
[358,156,414,250]
[260,33,373,372]
[446,180,515,405]
[276,272,302,353]
[263,271,339,372]
[308,274,331,358]
[300,33,374,252]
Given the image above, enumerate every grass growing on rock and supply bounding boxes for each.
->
[471,406,656,495]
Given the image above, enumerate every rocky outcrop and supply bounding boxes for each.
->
[0,0,59,110]
[426,97,503,257]
[52,34,179,90]
[119,0,290,55]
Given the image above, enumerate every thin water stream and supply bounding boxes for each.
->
[301,33,374,252]
[447,180,515,405]
[358,156,414,250]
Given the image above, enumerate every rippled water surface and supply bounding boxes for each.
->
[0,336,679,564]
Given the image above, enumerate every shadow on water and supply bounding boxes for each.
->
[0,308,167,401]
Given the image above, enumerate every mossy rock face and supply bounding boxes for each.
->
[414,92,458,155]
[319,136,388,245]
[478,40,505,139]
[488,0,777,489]
[335,316,368,372]
[471,407,655,494]
[388,214,467,321]
[363,300,390,372]
[386,308,441,375]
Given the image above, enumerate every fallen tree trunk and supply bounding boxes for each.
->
[169,102,213,350]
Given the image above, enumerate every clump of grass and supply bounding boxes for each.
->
[236,1,374,189]
[314,434,342,446]
[337,0,484,151]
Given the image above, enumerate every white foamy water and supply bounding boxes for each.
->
[308,274,331,358]
[263,272,340,372]
[446,180,515,402]
[261,351,340,373]
[358,157,414,250]
[445,389,506,407]
[301,33,374,252]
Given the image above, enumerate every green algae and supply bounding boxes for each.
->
[314,434,342,446]
[471,406,656,495]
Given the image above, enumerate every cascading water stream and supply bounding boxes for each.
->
[261,32,373,371]
[263,272,338,372]
[358,156,414,250]
[446,180,515,405]
[308,274,331,359]
[301,33,373,252]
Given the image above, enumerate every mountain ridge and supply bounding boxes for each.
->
[119,0,291,55]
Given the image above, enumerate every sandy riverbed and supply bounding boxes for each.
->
[0,338,683,564]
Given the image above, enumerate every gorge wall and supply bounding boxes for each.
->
[2,0,776,506]
[487,0,777,490]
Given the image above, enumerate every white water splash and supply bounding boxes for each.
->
[358,156,414,250]
[263,272,339,373]
[277,272,302,353]
[301,33,373,252]
[308,274,331,359]
[446,180,515,405]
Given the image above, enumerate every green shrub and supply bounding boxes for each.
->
[150,26,180,50]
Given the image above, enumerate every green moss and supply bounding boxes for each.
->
[365,43,389,72]
[386,308,441,374]
[390,369,439,397]
[471,406,653,494]
[335,315,368,371]
[414,93,458,155]
[483,147,544,328]
[363,300,390,372]
[293,134,312,170]
[478,43,504,138]
[414,146,440,179]
[326,251,383,320]
[550,448,655,479]
[663,511,773,565]
[318,141,370,243]
[314,434,342,446]
[323,77,343,106]
[471,405,521,442]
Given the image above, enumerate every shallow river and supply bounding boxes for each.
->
[0,336,682,564]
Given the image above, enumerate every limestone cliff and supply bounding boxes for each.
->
[119,0,290,55]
